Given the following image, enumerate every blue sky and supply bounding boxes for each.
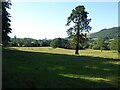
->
[9,2,118,39]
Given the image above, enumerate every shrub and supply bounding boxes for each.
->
[109,39,118,50]
[92,45,100,50]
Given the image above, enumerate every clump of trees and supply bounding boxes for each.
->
[50,38,70,49]
[90,39,120,52]
[50,37,89,50]
[91,39,110,52]
[109,39,119,51]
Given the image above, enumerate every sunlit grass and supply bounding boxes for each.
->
[80,49,119,59]
[84,66,113,71]
[9,47,119,59]
[104,61,120,65]
[59,74,111,82]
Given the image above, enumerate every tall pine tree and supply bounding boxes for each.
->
[66,5,91,54]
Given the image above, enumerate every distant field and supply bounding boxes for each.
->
[9,47,119,59]
[3,47,120,88]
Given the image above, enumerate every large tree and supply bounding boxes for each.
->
[66,5,91,54]
[2,0,12,46]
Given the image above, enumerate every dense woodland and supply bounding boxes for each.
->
[8,27,120,52]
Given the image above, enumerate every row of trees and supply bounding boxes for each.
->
[9,36,51,47]
[8,36,120,52]
[9,36,88,50]
[51,38,120,52]
[89,39,120,52]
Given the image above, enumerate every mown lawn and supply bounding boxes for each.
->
[9,47,119,59]
[2,47,120,88]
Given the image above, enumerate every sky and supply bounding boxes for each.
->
[8,2,118,39]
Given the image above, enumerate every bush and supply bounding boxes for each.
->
[92,45,100,50]
[88,44,93,49]
[109,39,118,50]
[50,38,71,49]
[50,40,57,48]
[102,43,110,50]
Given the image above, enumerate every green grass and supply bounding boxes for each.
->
[3,47,120,88]
[9,47,119,59]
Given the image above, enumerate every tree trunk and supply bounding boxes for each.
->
[75,43,79,54]
[100,47,103,52]
[75,23,80,55]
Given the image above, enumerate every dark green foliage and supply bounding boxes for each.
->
[50,38,71,49]
[89,27,118,40]
[69,38,89,50]
[2,1,12,46]
[92,39,110,51]
[40,38,51,47]
[9,37,52,47]
[52,38,61,48]
[9,36,89,50]
[66,5,91,54]
[98,39,104,52]
[92,45,100,50]
[109,39,119,51]
[69,39,76,49]
[50,39,57,48]
[103,42,110,50]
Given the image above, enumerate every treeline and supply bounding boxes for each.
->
[8,36,89,50]
[9,36,71,48]
[9,36,51,47]
[8,36,120,52]
[89,39,120,51]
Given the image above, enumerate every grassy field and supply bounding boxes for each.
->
[8,47,119,59]
[2,47,120,88]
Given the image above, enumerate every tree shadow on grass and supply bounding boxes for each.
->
[2,48,120,88]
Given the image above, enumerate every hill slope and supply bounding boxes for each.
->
[89,27,118,39]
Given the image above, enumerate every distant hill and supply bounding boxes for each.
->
[89,27,118,39]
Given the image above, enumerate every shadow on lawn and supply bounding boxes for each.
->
[2,48,120,88]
